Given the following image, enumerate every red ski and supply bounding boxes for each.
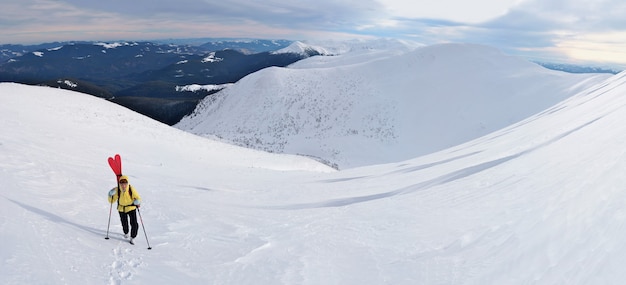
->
[107,154,122,177]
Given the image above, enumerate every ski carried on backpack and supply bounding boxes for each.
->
[105,154,122,240]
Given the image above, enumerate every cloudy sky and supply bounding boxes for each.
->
[2,0,626,68]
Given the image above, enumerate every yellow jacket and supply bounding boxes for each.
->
[108,185,141,213]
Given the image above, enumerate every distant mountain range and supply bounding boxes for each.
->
[0,39,294,63]
[533,61,620,74]
[0,39,320,124]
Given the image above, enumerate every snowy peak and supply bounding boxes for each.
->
[272,41,331,56]
[270,38,420,58]
[93,41,140,49]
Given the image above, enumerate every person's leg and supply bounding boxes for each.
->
[128,210,139,238]
[119,211,129,236]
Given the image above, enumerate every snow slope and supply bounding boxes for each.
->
[176,43,610,169]
[3,66,626,283]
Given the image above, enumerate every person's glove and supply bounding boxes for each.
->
[133,199,141,206]
[108,189,116,197]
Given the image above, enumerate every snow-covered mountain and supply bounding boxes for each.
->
[272,41,332,57]
[176,43,610,169]
[4,60,626,283]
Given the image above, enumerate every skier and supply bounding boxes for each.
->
[107,175,142,244]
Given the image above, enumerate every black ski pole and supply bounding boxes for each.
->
[137,208,152,250]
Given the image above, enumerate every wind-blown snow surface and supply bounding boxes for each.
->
[4,66,626,284]
[176,43,610,169]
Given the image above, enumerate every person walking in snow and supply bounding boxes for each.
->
[107,175,142,244]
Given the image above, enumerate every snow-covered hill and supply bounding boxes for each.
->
[176,43,610,169]
[4,51,626,284]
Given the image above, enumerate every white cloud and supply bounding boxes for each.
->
[379,0,525,23]
[555,32,626,65]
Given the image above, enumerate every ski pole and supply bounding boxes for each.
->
[137,208,152,250]
[105,178,120,239]
[105,202,113,239]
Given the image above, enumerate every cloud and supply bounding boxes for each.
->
[555,32,626,65]
[0,0,387,43]
[379,0,524,23]
[370,0,626,67]
[56,0,386,31]
[475,0,626,66]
